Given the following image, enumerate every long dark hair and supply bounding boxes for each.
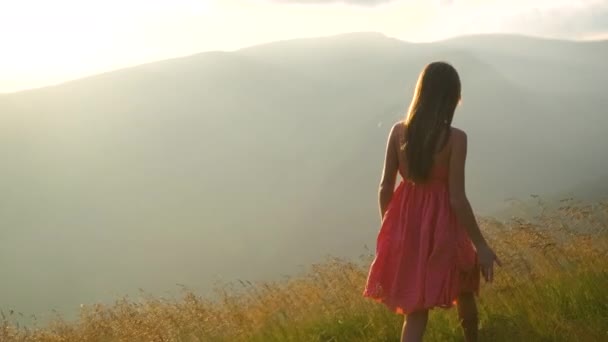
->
[403,61,461,183]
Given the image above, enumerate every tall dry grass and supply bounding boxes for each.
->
[2,199,607,341]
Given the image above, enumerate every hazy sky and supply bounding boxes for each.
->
[1,0,607,93]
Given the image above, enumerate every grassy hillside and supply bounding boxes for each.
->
[1,32,607,322]
[2,200,607,341]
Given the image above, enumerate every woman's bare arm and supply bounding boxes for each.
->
[448,130,488,247]
[448,129,501,281]
[379,123,400,220]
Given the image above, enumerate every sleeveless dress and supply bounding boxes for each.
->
[363,164,480,315]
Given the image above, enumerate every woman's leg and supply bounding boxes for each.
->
[401,310,429,342]
[457,292,478,342]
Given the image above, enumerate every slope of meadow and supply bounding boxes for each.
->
[2,199,607,342]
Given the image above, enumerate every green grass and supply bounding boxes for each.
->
[2,200,607,341]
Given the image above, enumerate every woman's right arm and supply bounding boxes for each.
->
[448,129,501,282]
[378,123,400,220]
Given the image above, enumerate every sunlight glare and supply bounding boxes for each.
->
[0,0,215,92]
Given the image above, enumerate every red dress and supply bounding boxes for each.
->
[363,165,480,315]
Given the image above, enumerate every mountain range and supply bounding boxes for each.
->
[1,32,607,321]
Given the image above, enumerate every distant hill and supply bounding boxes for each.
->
[1,32,607,321]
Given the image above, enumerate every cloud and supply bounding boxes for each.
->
[424,0,608,40]
[509,1,608,39]
[268,0,396,6]
[265,0,608,40]
[268,0,452,5]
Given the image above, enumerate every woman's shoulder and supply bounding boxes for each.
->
[449,126,467,143]
[446,127,468,155]
[388,121,406,142]
[390,121,405,132]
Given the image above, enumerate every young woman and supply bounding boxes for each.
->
[363,62,501,342]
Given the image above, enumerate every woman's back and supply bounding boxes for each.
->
[393,121,453,184]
